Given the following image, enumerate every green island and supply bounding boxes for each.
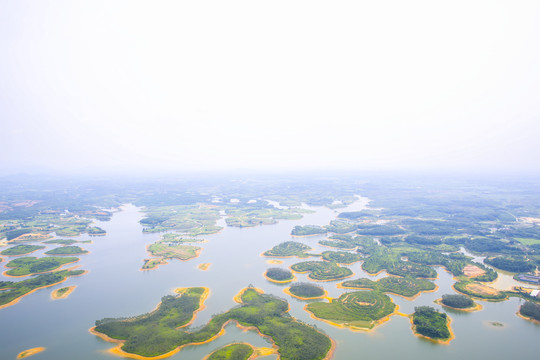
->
[43,239,78,245]
[45,246,88,255]
[263,241,311,257]
[88,226,106,235]
[0,269,85,308]
[161,233,206,243]
[93,287,332,360]
[142,258,168,270]
[306,290,396,330]
[519,301,540,322]
[264,268,294,283]
[4,256,79,277]
[321,251,362,264]
[411,306,452,343]
[139,205,222,235]
[225,205,306,228]
[147,242,201,261]
[340,276,436,298]
[436,294,480,311]
[362,251,436,278]
[291,261,353,281]
[319,239,356,250]
[205,343,253,360]
[1,244,45,256]
[287,282,326,299]
[291,225,327,236]
[325,220,357,234]
[453,280,507,301]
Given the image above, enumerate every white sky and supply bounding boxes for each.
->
[1,1,540,175]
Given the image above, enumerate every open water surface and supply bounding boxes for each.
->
[0,198,539,359]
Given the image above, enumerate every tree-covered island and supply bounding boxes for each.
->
[92,287,333,360]
[411,306,453,343]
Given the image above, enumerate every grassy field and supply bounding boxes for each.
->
[147,243,200,260]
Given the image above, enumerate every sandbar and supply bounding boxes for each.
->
[266,259,283,265]
[51,285,77,300]
[17,347,46,359]
[197,263,211,271]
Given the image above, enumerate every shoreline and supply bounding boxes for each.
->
[516,311,540,325]
[51,285,77,300]
[89,287,212,360]
[0,277,72,310]
[16,347,46,359]
[409,313,455,345]
[434,298,483,312]
[283,286,328,300]
[174,287,210,329]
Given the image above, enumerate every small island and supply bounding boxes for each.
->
[321,251,362,264]
[306,290,396,330]
[43,239,78,245]
[410,306,453,344]
[198,263,211,271]
[435,294,482,312]
[16,347,46,359]
[51,285,76,300]
[291,225,327,236]
[339,276,437,299]
[1,244,45,256]
[141,258,168,270]
[263,241,311,258]
[291,261,353,281]
[87,226,106,236]
[92,286,333,360]
[285,283,326,300]
[204,343,253,360]
[264,268,295,283]
[45,246,88,255]
[0,269,85,309]
[4,256,79,277]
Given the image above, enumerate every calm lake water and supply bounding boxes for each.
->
[1,199,539,359]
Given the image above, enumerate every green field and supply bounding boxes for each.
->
[147,243,200,260]
[263,241,311,257]
[0,244,45,256]
[340,276,436,298]
[4,256,78,276]
[45,246,88,255]
[306,290,396,329]
[291,261,353,281]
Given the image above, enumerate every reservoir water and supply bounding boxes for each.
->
[0,199,539,359]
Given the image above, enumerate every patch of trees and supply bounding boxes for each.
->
[401,219,461,236]
[5,256,78,276]
[265,268,293,281]
[405,235,442,246]
[412,306,450,340]
[484,256,536,273]
[95,287,332,360]
[325,220,356,234]
[520,301,540,321]
[338,211,371,220]
[289,283,325,298]
[207,343,253,360]
[291,261,353,281]
[263,241,311,257]
[321,251,362,264]
[45,246,88,255]
[441,294,474,309]
[291,225,326,236]
[4,228,33,240]
[465,238,523,255]
[356,224,405,236]
[1,244,45,256]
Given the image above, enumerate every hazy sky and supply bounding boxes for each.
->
[1,1,540,175]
